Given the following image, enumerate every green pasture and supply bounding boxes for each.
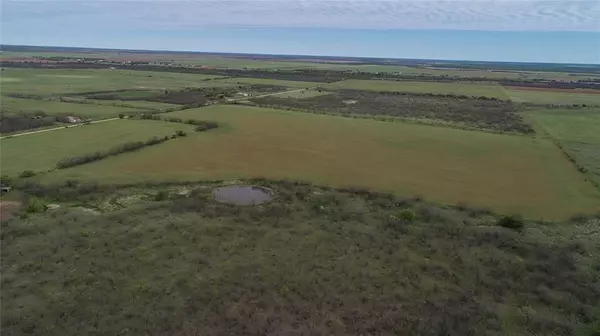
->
[504,88,600,105]
[42,105,600,219]
[527,108,600,188]
[1,97,143,118]
[213,77,321,88]
[0,119,195,175]
[0,68,227,96]
[325,79,509,99]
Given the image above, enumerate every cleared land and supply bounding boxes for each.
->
[1,97,144,118]
[504,88,600,105]
[0,68,228,96]
[527,108,600,188]
[0,119,195,175]
[274,89,333,99]
[325,79,509,99]
[42,105,600,219]
[213,77,321,88]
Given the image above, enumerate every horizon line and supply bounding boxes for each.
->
[2,43,600,67]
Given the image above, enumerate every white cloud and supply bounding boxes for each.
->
[3,0,600,31]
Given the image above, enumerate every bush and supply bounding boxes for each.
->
[19,170,36,178]
[1,174,14,187]
[398,208,416,222]
[154,190,169,201]
[118,113,125,119]
[497,215,524,230]
[25,197,47,213]
[175,130,187,137]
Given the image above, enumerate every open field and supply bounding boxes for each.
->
[0,68,228,96]
[0,119,195,175]
[40,105,600,219]
[325,79,510,99]
[60,97,180,110]
[504,88,600,105]
[1,97,145,118]
[273,88,334,99]
[527,108,600,188]
[213,77,321,88]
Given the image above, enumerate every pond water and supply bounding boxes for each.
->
[213,185,273,205]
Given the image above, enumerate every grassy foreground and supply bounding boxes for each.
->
[2,180,599,336]
[41,105,600,220]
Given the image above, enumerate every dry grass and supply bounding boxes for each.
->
[41,105,600,220]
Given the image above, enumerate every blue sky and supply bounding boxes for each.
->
[2,0,599,63]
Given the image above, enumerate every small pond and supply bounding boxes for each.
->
[213,185,274,205]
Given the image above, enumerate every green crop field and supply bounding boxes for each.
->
[527,108,600,188]
[0,119,195,175]
[325,79,510,99]
[213,77,322,88]
[504,88,600,105]
[41,105,600,220]
[0,68,227,96]
[1,97,145,119]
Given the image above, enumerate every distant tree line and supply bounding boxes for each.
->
[3,61,600,89]
[56,135,179,169]
[137,114,219,131]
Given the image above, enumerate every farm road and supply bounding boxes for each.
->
[1,88,313,139]
[0,118,120,139]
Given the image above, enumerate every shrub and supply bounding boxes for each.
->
[175,130,187,137]
[497,215,524,230]
[1,174,14,187]
[398,208,416,222]
[25,197,47,213]
[19,170,36,178]
[154,190,169,201]
[118,113,125,119]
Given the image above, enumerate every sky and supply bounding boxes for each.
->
[1,0,599,63]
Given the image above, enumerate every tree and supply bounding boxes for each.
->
[497,215,524,230]
[19,170,36,178]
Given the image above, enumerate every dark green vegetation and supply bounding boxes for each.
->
[2,180,599,335]
[0,111,56,133]
[250,90,532,133]
[56,135,176,169]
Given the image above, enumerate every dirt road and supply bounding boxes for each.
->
[1,88,312,140]
[0,118,120,139]
[226,87,311,102]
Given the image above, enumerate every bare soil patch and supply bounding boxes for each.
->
[0,201,21,222]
